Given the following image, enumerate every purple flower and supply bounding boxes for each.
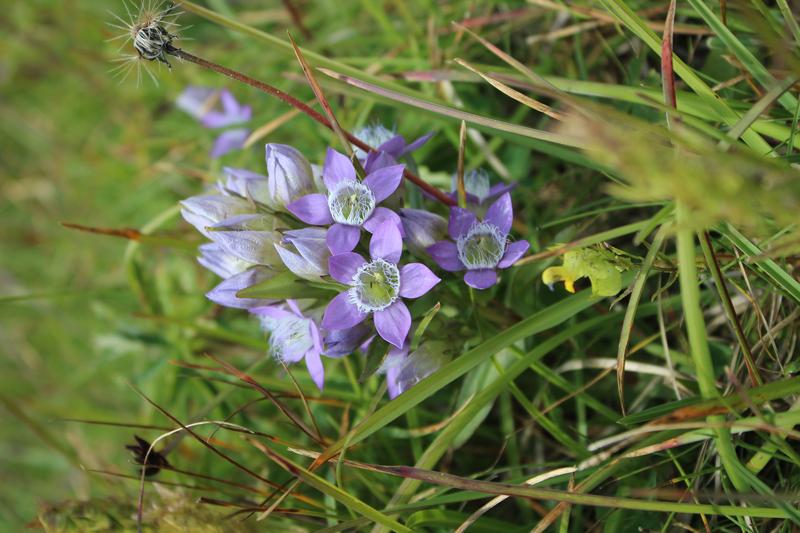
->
[274,227,330,281]
[265,144,315,209]
[427,193,529,289]
[353,124,433,161]
[207,214,281,266]
[176,87,252,159]
[322,324,372,358]
[211,128,250,159]
[206,266,277,309]
[219,167,270,204]
[450,168,515,206]
[197,242,254,279]
[322,221,440,349]
[399,208,447,252]
[180,194,252,239]
[252,300,325,390]
[286,148,405,255]
[381,341,447,399]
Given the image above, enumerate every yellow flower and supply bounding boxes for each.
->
[542,247,629,297]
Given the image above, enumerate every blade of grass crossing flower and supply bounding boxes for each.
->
[311,287,608,469]
[685,0,798,115]
[317,68,584,148]
[617,224,668,414]
[456,120,467,208]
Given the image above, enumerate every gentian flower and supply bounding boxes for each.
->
[176,86,252,159]
[197,242,254,279]
[253,300,325,390]
[207,214,281,267]
[381,341,448,399]
[449,168,514,206]
[219,167,270,204]
[274,227,330,281]
[180,194,252,239]
[427,193,529,289]
[353,124,433,161]
[322,221,440,348]
[399,208,447,253]
[206,266,277,309]
[286,148,405,255]
[322,323,372,358]
[265,144,316,209]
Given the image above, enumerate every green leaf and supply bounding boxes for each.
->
[237,271,339,300]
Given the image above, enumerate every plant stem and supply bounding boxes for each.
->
[171,48,456,206]
[676,202,750,491]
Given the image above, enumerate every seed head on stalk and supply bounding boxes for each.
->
[108,1,182,85]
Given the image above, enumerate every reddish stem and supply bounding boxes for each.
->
[173,49,456,206]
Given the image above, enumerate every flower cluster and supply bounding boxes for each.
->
[179,108,529,394]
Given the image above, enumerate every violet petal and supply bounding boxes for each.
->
[210,128,249,159]
[286,193,334,226]
[399,263,441,298]
[427,241,464,272]
[305,348,325,391]
[401,132,434,155]
[374,301,411,349]
[322,291,368,330]
[322,148,355,190]
[464,269,498,290]
[448,207,477,240]
[364,164,405,203]
[326,223,361,254]
[369,220,403,264]
[485,192,513,235]
[497,240,530,269]
[363,207,404,236]
[328,252,367,284]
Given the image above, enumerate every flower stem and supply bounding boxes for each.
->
[171,49,455,206]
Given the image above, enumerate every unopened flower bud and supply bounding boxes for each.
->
[207,214,281,266]
[220,167,270,204]
[197,242,254,279]
[399,208,447,251]
[274,227,330,281]
[180,194,252,238]
[265,143,315,209]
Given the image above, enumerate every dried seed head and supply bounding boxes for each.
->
[108,1,182,85]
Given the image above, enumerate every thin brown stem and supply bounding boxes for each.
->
[172,49,456,206]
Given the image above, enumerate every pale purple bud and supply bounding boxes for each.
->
[180,194,252,239]
[220,167,270,204]
[176,86,216,120]
[208,214,281,266]
[323,324,372,358]
[197,242,254,279]
[265,144,315,209]
[206,266,277,309]
[399,208,447,251]
[381,341,448,399]
[274,227,330,281]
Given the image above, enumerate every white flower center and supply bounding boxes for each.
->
[348,258,400,312]
[327,180,376,226]
[457,222,506,269]
[354,125,396,158]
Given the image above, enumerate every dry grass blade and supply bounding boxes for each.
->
[456,120,467,207]
[454,59,564,121]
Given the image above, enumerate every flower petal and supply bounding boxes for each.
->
[304,348,325,391]
[364,151,398,174]
[323,324,371,358]
[322,148,356,190]
[448,207,477,240]
[401,132,434,155]
[210,128,249,159]
[377,135,405,157]
[485,192,513,235]
[326,223,361,254]
[369,220,403,264]
[374,301,411,349]
[322,291,368,330]
[286,194,334,226]
[364,164,404,203]
[427,241,464,271]
[206,266,275,309]
[250,305,293,319]
[363,207,403,236]
[498,240,530,268]
[399,263,441,298]
[464,269,498,290]
[328,252,367,284]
